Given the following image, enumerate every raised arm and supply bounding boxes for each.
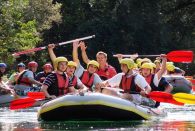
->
[156,54,167,80]
[80,42,90,64]
[48,44,56,64]
[72,40,80,65]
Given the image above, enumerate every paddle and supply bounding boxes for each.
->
[10,92,46,110]
[101,87,184,105]
[113,50,194,63]
[10,97,50,110]
[148,91,184,105]
[27,92,45,99]
[12,35,95,57]
[173,93,195,104]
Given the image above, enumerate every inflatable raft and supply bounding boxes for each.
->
[38,93,166,121]
[164,75,192,94]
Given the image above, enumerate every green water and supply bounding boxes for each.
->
[0,105,195,130]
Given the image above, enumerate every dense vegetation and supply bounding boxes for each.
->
[0,0,194,75]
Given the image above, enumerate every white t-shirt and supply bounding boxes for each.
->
[105,72,149,90]
[74,63,102,86]
[152,74,161,87]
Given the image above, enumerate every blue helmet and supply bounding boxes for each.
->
[0,63,7,68]
[17,63,26,67]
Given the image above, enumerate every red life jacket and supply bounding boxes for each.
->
[145,74,158,91]
[56,73,69,95]
[69,75,77,88]
[119,74,141,93]
[17,70,32,86]
[80,71,94,90]
[96,65,117,80]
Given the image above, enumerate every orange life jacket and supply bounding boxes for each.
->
[145,74,158,91]
[80,71,94,90]
[69,75,78,88]
[56,73,69,95]
[119,75,141,93]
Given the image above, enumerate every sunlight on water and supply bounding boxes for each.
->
[0,105,195,130]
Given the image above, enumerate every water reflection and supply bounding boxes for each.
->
[0,106,195,130]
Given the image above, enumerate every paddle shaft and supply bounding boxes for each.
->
[12,35,95,56]
[113,54,160,58]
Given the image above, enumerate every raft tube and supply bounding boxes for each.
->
[38,93,165,121]
[164,75,192,94]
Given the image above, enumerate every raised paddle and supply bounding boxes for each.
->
[173,93,195,104]
[113,50,194,63]
[12,35,95,56]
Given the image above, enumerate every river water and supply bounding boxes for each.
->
[0,104,195,131]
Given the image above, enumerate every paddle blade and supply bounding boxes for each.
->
[173,93,195,104]
[10,97,36,110]
[167,50,194,63]
[148,91,184,105]
[27,92,45,99]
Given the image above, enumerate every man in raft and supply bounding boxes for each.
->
[7,62,26,87]
[99,58,151,104]
[47,44,88,92]
[36,63,53,83]
[41,57,79,99]
[79,42,117,80]
[14,61,42,96]
[72,41,102,92]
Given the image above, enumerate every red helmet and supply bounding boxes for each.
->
[28,61,38,68]
[43,63,53,69]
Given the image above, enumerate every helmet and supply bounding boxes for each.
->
[141,63,153,70]
[28,61,38,68]
[67,61,77,68]
[17,63,25,67]
[136,58,142,64]
[87,60,99,69]
[54,57,68,70]
[154,60,160,64]
[120,58,134,69]
[141,58,151,65]
[133,63,138,69]
[150,63,156,69]
[43,63,53,69]
[0,63,7,68]
[166,63,175,72]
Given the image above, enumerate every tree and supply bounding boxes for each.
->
[0,0,62,67]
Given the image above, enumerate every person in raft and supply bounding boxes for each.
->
[36,63,53,83]
[140,56,173,107]
[47,44,88,92]
[41,57,75,99]
[14,61,42,96]
[98,58,151,104]
[72,40,102,92]
[79,42,117,80]
[7,62,26,87]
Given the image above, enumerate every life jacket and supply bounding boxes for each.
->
[80,71,94,90]
[56,73,69,96]
[96,65,116,80]
[17,70,32,86]
[119,74,141,93]
[69,75,78,88]
[145,74,158,91]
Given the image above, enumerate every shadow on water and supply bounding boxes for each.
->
[39,120,143,130]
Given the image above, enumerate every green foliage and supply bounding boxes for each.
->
[0,0,62,67]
